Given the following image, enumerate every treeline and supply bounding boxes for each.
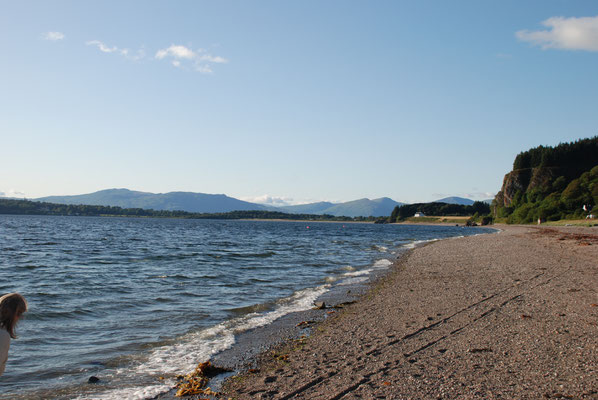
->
[513,136,598,179]
[388,201,490,222]
[0,199,360,221]
[0,199,190,218]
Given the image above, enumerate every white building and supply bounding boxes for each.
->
[414,212,426,217]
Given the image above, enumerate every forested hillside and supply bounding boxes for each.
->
[389,202,490,222]
[494,137,598,223]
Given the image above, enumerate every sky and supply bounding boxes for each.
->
[1,1,597,205]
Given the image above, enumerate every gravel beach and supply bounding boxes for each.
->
[222,225,598,399]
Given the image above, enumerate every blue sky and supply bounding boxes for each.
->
[1,1,597,205]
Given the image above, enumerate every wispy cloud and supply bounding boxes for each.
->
[0,189,26,198]
[241,195,339,206]
[86,40,120,54]
[155,44,228,73]
[241,195,295,207]
[47,36,224,72]
[42,31,65,41]
[463,192,496,200]
[431,192,496,201]
[516,15,598,51]
[86,40,145,60]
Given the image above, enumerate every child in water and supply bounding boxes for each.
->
[0,293,28,377]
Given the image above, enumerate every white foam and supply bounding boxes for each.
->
[337,276,369,286]
[372,259,392,268]
[343,269,372,277]
[137,323,236,375]
[80,284,331,400]
[82,383,173,400]
[404,238,438,249]
[372,245,388,252]
[235,284,330,332]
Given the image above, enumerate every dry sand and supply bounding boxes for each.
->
[222,225,598,399]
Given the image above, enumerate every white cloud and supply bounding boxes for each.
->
[86,40,145,60]
[42,31,65,41]
[516,15,598,51]
[240,195,340,206]
[155,44,196,60]
[86,40,118,53]
[195,64,213,74]
[155,44,228,73]
[199,54,228,63]
[241,195,295,206]
[463,192,497,200]
[431,192,496,201]
[0,189,26,198]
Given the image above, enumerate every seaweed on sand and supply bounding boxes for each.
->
[175,361,231,397]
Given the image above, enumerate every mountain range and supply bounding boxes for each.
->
[37,189,264,214]
[35,189,479,217]
[434,196,475,205]
[272,197,404,217]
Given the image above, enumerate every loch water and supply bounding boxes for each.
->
[0,215,490,399]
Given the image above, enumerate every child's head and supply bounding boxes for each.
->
[0,293,28,338]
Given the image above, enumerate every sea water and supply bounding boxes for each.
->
[0,215,489,399]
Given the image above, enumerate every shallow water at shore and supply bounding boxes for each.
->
[0,215,489,399]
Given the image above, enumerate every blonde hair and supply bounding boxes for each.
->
[0,293,28,339]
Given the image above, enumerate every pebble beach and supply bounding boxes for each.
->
[222,225,598,399]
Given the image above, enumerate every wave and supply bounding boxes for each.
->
[343,269,372,277]
[370,244,388,252]
[372,259,393,268]
[337,276,369,286]
[402,238,439,249]
[75,284,331,400]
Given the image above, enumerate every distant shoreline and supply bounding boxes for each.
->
[238,218,374,224]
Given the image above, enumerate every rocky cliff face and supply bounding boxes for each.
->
[496,167,560,207]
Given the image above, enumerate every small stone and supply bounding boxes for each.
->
[88,376,100,384]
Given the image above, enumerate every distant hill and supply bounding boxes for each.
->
[494,137,598,223]
[35,189,404,217]
[36,189,269,213]
[434,196,475,205]
[274,197,404,217]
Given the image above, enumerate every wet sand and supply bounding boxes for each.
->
[222,225,598,399]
